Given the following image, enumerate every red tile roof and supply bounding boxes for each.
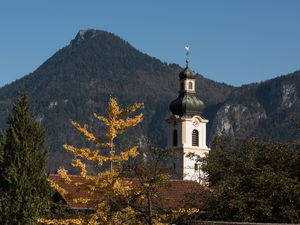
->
[48,174,202,210]
[49,174,94,209]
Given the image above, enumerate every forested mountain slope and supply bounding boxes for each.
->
[0,29,233,171]
[1,29,299,171]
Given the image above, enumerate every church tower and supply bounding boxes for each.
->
[167,53,209,183]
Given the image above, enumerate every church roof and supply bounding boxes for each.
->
[170,65,204,116]
[48,174,202,210]
[179,66,197,79]
[169,93,204,117]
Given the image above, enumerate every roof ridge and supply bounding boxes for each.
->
[49,174,200,183]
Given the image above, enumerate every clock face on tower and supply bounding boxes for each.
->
[192,119,199,127]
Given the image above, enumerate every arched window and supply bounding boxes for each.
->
[173,130,178,147]
[188,81,193,90]
[192,129,199,146]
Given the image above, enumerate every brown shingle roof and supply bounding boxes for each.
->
[48,174,202,210]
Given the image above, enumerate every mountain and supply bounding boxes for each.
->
[1,29,299,171]
[209,70,300,143]
[0,29,233,171]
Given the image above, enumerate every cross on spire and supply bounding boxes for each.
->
[185,46,189,67]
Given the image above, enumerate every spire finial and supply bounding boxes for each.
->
[185,46,189,68]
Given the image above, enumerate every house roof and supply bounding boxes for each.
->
[49,174,94,209]
[48,174,202,210]
[151,179,202,209]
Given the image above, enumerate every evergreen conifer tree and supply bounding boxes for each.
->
[0,92,51,224]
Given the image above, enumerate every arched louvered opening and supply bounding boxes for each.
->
[188,81,193,90]
[173,129,178,147]
[192,129,199,147]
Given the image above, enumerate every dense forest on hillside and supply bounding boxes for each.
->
[0,30,233,171]
[0,29,299,171]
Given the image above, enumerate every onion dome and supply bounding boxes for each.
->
[179,67,197,79]
[169,93,204,117]
[169,65,205,117]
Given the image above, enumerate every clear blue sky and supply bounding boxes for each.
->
[0,0,299,87]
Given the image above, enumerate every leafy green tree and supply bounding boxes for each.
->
[186,136,300,223]
[0,92,51,224]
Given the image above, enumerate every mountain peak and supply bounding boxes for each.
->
[71,29,110,44]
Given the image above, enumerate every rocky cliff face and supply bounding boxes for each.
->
[210,102,267,139]
[208,71,300,143]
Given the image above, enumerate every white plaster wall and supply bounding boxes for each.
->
[182,148,209,182]
[182,116,208,149]
[167,115,210,183]
[181,116,209,182]
[184,79,195,92]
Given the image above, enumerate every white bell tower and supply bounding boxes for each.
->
[167,49,209,183]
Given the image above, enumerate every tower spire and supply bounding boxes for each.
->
[185,46,189,68]
[167,50,209,183]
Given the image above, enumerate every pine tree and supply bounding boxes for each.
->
[0,92,51,224]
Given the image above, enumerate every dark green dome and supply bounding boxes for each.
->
[179,67,196,79]
[169,93,204,117]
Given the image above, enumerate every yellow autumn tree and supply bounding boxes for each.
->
[38,97,144,225]
[38,97,198,225]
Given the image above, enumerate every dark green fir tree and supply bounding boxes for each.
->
[0,92,51,224]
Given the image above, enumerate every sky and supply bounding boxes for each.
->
[0,0,300,87]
